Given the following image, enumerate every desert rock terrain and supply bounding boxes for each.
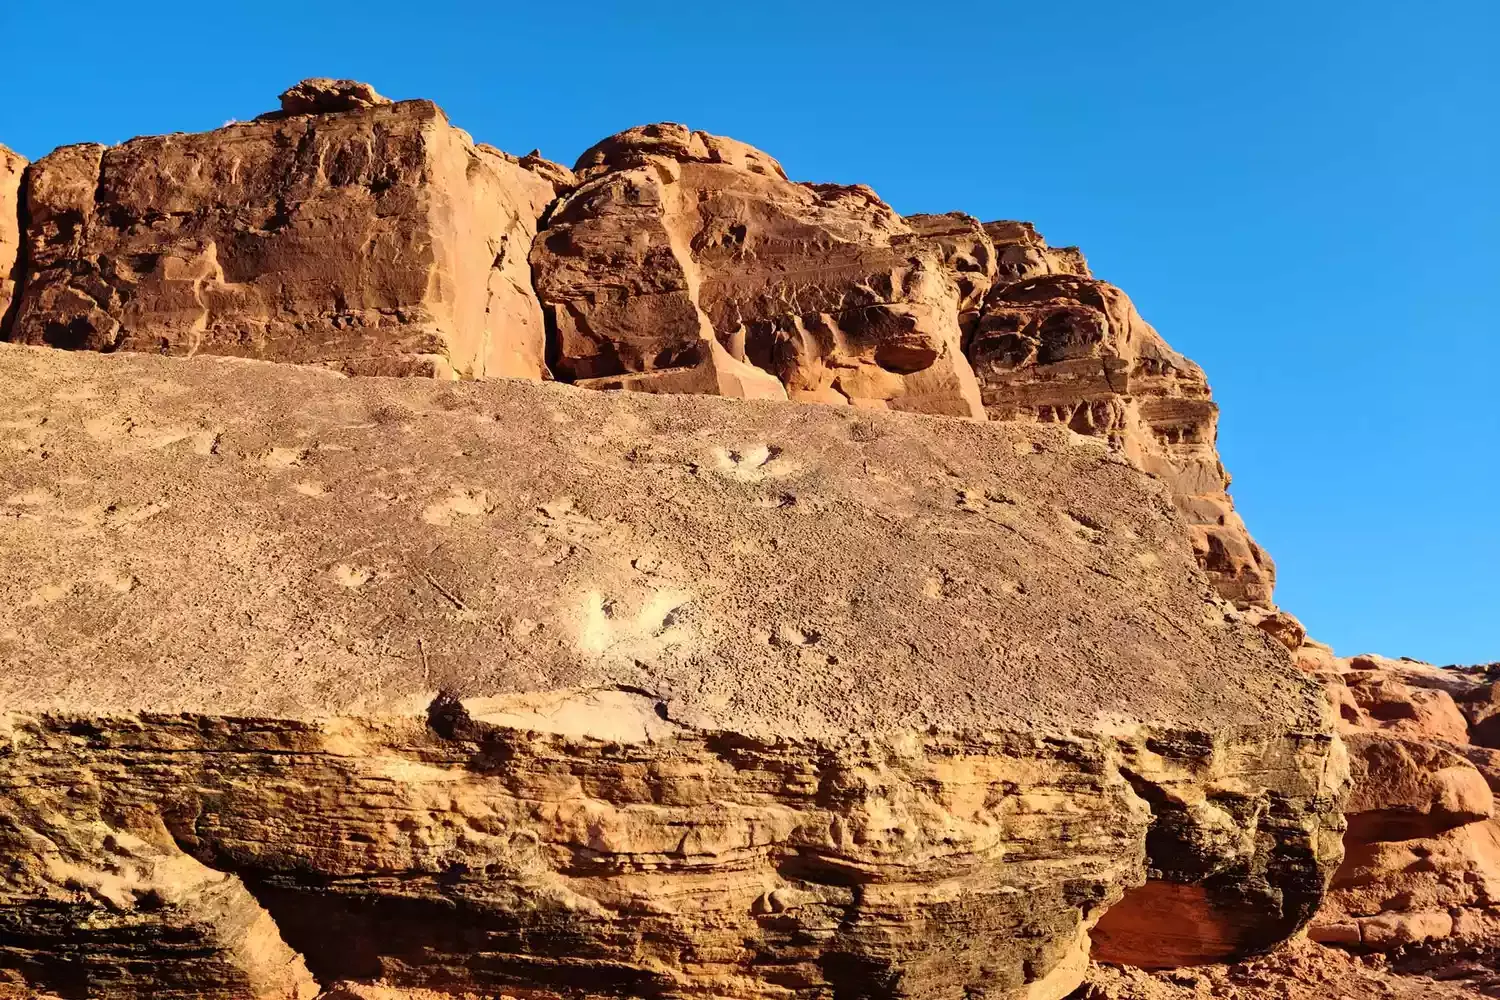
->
[0,80,1492,999]
[0,344,1343,999]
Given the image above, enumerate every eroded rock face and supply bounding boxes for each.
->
[0,145,24,329]
[0,94,1278,610]
[1295,650,1500,954]
[968,274,1273,608]
[532,123,985,417]
[6,88,561,379]
[0,344,1345,1000]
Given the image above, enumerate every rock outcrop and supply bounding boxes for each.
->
[0,343,1345,1000]
[16,80,1463,999]
[531,124,985,417]
[5,97,561,379]
[1292,649,1500,955]
[0,84,1276,615]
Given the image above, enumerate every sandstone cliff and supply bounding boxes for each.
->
[5,81,562,380]
[7,78,1479,1000]
[0,83,1270,613]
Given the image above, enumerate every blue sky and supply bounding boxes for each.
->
[2,1,1495,663]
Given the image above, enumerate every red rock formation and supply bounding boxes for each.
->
[10,85,1418,997]
[968,272,1273,608]
[6,87,563,379]
[0,343,1347,1000]
[532,124,985,417]
[0,92,1279,612]
[1296,650,1500,954]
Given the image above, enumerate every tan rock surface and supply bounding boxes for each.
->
[0,343,1344,999]
[6,86,559,380]
[1299,652,1500,959]
[0,145,23,328]
[0,342,1313,734]
[967,274,1273,608]
[532,123,985,417]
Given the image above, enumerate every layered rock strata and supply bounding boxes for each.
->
[4,85,563,379]
[0,344,1344,1000]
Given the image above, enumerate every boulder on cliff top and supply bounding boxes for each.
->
[0,343,1344,1000]
[277,77,392,115]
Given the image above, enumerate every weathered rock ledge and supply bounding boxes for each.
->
[0,344,1345,999]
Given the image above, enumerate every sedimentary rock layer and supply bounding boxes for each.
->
[5,89,562,379]
[0,344,1344,1000]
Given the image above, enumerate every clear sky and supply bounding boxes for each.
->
[1,1,1495,664]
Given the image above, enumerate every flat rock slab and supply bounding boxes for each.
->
[0,343,1316,739]
[0,344,1343,1000]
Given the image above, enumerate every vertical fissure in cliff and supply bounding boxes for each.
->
[0,162,32,342]
[530,190,571,383]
